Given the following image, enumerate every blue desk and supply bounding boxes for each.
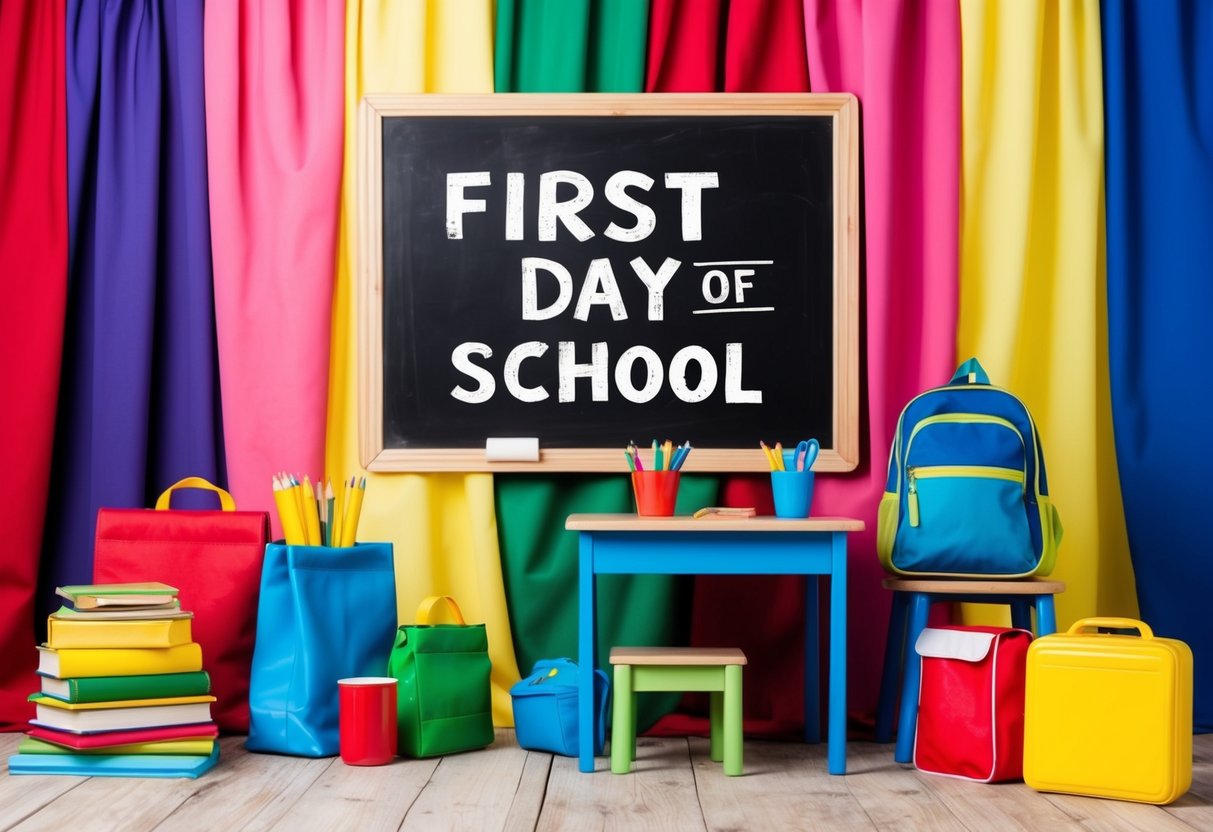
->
[567,513,864,775]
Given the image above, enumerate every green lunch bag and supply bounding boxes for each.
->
[388,595,494,757]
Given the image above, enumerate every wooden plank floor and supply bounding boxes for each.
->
[2,731,1211,831]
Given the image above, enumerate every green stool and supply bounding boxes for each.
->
[609,646,747,775]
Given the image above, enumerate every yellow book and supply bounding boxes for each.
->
[30,694,216,711]
[36,642,203,679]
[46,615,193,649]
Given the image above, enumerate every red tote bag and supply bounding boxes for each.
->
[93,477,268,733]
[913,625,1032,783]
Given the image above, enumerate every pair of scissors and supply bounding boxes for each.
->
[794,439,820,472]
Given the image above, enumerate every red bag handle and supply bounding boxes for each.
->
[155,477,237,512]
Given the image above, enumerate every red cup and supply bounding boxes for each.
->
[631,471,681,516]
[338,677,398,765]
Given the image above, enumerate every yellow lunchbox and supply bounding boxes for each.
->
[1024,617,1192,804]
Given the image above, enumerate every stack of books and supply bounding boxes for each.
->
[7,583,220,778]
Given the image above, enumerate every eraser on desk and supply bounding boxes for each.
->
[485,437,539,462]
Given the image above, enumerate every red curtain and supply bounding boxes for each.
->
[0,0,68,729]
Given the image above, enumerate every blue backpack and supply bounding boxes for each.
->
[877,358,1063,577]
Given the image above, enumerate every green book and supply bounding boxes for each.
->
[56,582,178,610]
[38,671,211,704]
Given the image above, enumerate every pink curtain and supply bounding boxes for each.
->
[801,0,961,724]
[205,1,346,528]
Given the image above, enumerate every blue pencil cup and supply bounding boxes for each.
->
[772,450,815,518]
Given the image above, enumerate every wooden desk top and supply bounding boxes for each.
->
[565,513,865,532]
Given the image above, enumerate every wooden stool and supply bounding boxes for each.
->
[609,647,747,776]
[875,577,1065,763]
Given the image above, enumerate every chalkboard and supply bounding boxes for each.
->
[358,94,858,472]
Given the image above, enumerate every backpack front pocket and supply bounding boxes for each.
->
[893,466,1036,575]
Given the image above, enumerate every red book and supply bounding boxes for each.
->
[26,722,218,750]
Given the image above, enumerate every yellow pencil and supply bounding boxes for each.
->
[773,442,786,471]
[662,440,673,471]
[302,476,321,547]
[272,474,306,545]
[342,477,366,547]
[288,475,309,544]
[759,441,777,471]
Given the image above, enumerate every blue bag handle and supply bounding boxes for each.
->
[950,357,990,386]
[527,658,611,753]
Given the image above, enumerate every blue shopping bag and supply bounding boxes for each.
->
[510,658,610,757]
[246,542,397,757]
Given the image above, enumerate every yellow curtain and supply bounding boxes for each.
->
[329,0,520,724]
[957,0,1136,627]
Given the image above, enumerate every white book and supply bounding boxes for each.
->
[31,696,215,734]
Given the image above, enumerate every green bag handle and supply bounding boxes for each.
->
[416,595,466,625]
[949,357,990,386]
[1067,617,1154,639]
[154,476,237,511]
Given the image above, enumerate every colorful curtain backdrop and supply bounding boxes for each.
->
[7,0,1212,738]
[41,0,225,625]
[492,0,717,733]
[1102,0,1213,731]
[328,0,522,725]
[0,0,67,730]
[643,0,961,736]
[205,2,345,534]
[956,0,1137,632]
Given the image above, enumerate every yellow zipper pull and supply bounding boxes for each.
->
[907,469,920,527]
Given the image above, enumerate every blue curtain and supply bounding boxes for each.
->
[41,0,224,622]
[1102,0,1213,731]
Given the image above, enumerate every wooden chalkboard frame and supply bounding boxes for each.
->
[358,94,859,473]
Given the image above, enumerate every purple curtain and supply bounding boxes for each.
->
[42,0,223,619]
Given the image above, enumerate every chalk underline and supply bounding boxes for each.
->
[691,307,776,315]
[692,260,775,267]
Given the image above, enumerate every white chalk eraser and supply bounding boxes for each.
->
[485,437,540,462]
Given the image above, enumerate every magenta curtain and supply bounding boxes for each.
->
[801,0,961,726]
[205,1,345,529]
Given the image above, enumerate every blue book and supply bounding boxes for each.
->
[7,745,218,778]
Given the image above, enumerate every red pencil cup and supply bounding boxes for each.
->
[632,471,681,516]
[338,677,398,765]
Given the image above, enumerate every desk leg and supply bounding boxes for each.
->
[803,576,821,744]
[827,532,848,775]
[578,532,596,773]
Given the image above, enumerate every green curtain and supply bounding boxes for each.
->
[492,0,716,730]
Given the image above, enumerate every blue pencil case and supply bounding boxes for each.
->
[511,658,609,757]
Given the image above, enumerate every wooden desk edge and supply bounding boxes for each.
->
[565,513,865,532]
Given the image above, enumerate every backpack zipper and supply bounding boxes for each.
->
[906,464,1026,528]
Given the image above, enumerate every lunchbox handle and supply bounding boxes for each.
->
[1066,617,1154,639]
